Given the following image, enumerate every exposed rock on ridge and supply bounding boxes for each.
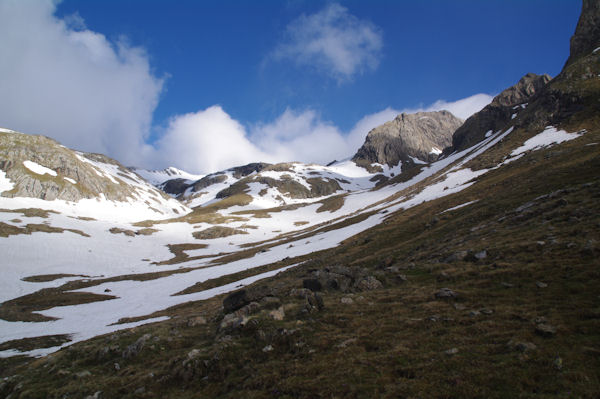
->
[565,0,600,67]
[352,110,463,167]
[448,73,551,153]
[0,131,186,217]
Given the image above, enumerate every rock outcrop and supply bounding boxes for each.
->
[0,130,188,216]
[565,0,600,67]
[448,73,551,153]
[352,110,463,167]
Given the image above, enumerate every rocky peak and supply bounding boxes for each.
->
[491,73,552,108]
[449,73,551,153]
[565,0,600,66]
[352,110,463,167]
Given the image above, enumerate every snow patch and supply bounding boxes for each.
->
[430,147,442,155]
[593,47,600,54]
[0,171,15,193]
[510,126,585,156]
[23,161,57,177]
[484,130,493,138]
[441,200,479,213]
[63,177,77,184]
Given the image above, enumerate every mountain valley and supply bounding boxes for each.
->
[0,2,599,398]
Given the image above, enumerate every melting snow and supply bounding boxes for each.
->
[23,160,57,177]
[0,125,548,358]
[0,171,14,193]
[510,126,585,156]
[441,200,479,213]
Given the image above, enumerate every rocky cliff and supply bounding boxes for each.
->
[447,73,551,154]
[352,110,463,167]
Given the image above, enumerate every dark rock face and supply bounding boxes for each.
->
[160,178,191,195]
[230,162,270,179]
[566,0,600,67]
[353,110,463,167]
[193,174,228,192]
[448,73,551,153]
[490,73,552,108]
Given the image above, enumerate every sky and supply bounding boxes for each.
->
[0,0,582,174]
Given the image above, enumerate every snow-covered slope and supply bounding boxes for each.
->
[130,166,204,186]
[0,129,190,222]
[0,117,589,358]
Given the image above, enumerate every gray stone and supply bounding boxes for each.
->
[444,348,459,356]
[269,306,285,321]
[75,370,92,378]
[341,297,354,305]
[187,316,207,327]
[355,276,383,291]
[262,345,273,353]
[435,288,458,299]
[535,324,557,337]
[352,110,463,166]
[536,281,548,288]
[122,334,152,359]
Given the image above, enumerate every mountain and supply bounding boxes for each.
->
[0,2,598,397]
[352,110,463,168]
[165,160,384,209]
[0,128,189,221]
[446,73,552,154]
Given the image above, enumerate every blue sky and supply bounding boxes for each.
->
[0,0,582,173]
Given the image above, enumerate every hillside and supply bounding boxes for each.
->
[0,1,598,398]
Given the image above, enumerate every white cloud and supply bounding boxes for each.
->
[155,92,492,174]
[153,106,272,173]
[271,3,383,82]
[416,93,494,120]
[0,0,163,166]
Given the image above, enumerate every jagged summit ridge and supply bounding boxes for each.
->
[566,0,600,66]
[448,73,551,153]
[352,110,463,167]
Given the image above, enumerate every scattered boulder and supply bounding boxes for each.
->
[122,334,152,359]
[269,306,285,321]
[508,341,537,353]
[262,344,274,353]
[443,251,468,263]
[444,348,459,356]
[219,313,248,331]
[75,370,92,378]
[336,338,358,349]
[222,286,273,313]
[303,279,322,292]
[435,288,458,299]
[355,276,383,291]
[536,281,548,288]
[535,324,557,337]
[187,316,207,327]
[341,297,354,305]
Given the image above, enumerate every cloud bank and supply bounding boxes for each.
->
[271,3,383,82]
[0,0,163,167]
[0,1,493,175]
[152,92,492,173]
